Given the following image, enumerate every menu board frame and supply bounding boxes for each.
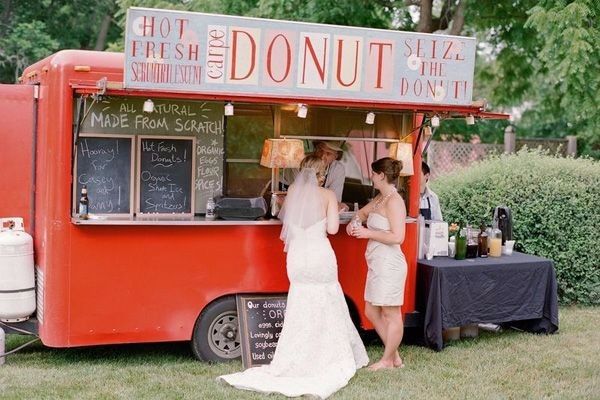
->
[135,135,196,217]
[236,293,288,369]
[72,133,135,217]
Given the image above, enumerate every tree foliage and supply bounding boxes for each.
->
[0,0,597,156]
[0,21,59,82]
[0,0,120,82]
[470,0,599,157]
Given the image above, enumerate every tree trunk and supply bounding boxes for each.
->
[449,0,466,36]
[417,0,433,33]
[94,13,112,51]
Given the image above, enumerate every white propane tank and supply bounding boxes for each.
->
[0,217,36,322]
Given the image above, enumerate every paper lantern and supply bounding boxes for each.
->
[260,139,305,169]
[395,142,414,176]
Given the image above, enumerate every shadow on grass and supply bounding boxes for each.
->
[6,335,200,366]
[7,325,529,367]
[360,327,428,347]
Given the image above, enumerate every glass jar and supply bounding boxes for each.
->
[489,226,502,257]
[466,225,479,258]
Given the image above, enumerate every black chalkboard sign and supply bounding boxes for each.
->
[236,294,288,368]
[79,97,225,214]
[137,136,195,215]
[74,135,134,215]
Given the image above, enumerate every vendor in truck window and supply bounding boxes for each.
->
[314,141,347,209]
[282,141,348,211]
[419,161,443,221]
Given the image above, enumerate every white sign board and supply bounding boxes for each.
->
[124,7,476,106]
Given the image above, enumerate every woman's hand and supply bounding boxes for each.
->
[345,222,354,236]
[351,224,371,239]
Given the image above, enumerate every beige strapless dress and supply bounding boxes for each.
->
[364,213,407,306]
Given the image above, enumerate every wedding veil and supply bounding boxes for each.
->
[278,168,325,252]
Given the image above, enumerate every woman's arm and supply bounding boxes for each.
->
[325,189,340,235]
[352,196,406,245]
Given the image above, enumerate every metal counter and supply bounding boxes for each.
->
[71,216,417,226]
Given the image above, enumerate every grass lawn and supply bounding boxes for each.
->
[1,306,598,399]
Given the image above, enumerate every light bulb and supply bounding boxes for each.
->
[224,102,234,116]
[431,115,440,127]
[365,112,375,125]
[297,104,308,118]
[143,99,154,113]
[466,114,475,125]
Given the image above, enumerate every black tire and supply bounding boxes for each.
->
[191,296,241,362]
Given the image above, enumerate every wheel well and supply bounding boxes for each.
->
[192,294,237,339]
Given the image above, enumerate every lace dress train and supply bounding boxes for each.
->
[218,219,368,399]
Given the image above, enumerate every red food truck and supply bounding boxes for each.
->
[0,8,497,361]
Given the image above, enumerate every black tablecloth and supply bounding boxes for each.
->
[417,252,559,351]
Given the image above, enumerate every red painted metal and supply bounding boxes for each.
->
[0,84,36,232]
[0,49,490,348]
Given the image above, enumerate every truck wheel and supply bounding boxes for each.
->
[191,296,241,362]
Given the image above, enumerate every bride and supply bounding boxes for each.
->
[218,154,368,399]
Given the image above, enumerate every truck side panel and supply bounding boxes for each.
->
[0,84,35,232]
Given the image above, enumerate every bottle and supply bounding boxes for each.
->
[205,193,216,221]
[478,225,488,258]
[485,224,493,252]
[351,214,362,230]
[489,222,502,257]
[455,224,467,260]
[78,185,89,220]
[350,202,361,230]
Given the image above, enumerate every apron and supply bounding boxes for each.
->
[420,197,432,220]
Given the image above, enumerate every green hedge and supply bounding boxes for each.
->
[431,150,600,305]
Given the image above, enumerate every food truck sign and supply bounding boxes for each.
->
[124,8,476,106]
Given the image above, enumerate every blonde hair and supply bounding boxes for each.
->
[300,154,326,183]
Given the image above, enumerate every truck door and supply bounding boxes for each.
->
[0,84,36,233]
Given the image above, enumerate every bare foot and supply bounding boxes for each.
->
[367,360,395,371]
[393,351,405,368]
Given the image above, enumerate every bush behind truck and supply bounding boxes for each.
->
[432,149,600,305]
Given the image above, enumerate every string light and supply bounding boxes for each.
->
[297,104,308,118]
[143,99,154,113]
[365,112,375,125]
[224,102,234,116]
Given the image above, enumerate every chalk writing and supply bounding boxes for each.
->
[75,136,133,215]
[80,97,224,214]
[236,295,288,368]
[138,137,194,214]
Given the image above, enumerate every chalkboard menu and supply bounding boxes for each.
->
[236,294,288,368]
[79,97,224,214]
[74,135,134,215]
[137,136,195,215]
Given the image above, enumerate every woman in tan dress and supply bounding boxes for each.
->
[346,157,407,370]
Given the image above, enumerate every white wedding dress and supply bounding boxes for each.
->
[218,218,369,399]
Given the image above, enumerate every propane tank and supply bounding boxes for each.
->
[0,217,36,322]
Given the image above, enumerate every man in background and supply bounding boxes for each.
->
[420,161,443,220]
[281,141,347,211]
[314,141,346,204]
